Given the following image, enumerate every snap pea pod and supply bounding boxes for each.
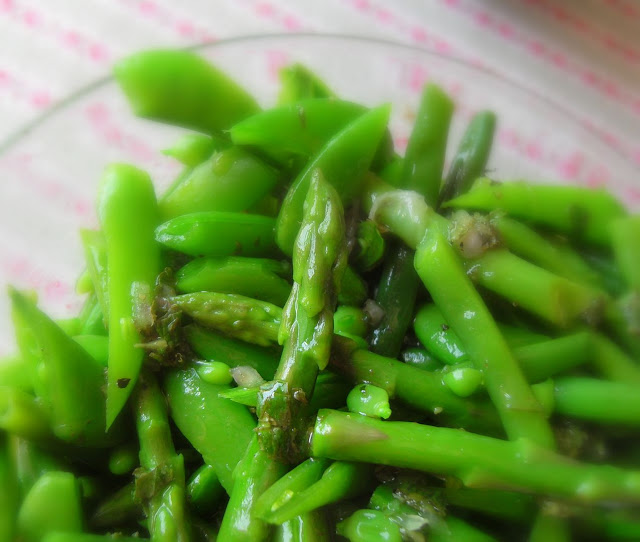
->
[274,512,330,542]
[276,105,390,255]
[98,164,161,428]
[278,63,335,104]
[115,49,259,133]
[133,370,191,542]
[400,83,454,206]
[437,111,496,207]
[185,325,279,380]
[159,147,280,220]
[162,133,222,167]
[72,334,109,367]
[77,295,107,336]
[230,99,365,160]
[9,289,118,446]
[187,464,225,515]
[164,366,256,493]
[444,178,626,246]
[17,471,83,542]
[0,436,18,541]
[311,409,640,503]
[493,216,602,288]
[79,229,109,320]
[0,354,31,391]
[176,257,291,306]
[8,437,63,499]
[172,292,282,347]
[156,212,277,258]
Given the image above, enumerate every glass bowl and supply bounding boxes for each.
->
[0,33,637,352]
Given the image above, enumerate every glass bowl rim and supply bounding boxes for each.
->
[0,31,635,172]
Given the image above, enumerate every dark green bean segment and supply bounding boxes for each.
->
[176,257,291,306]
[437,111,496,207]
[156,211,277,258]
[0,436,18,541]
[159,147,279,219]
[90,482,139,529]
[445,178,626,246]
[115,49,259,133]
[187,464,225,515]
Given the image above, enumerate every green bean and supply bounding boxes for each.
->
[415,227,554,447]
[90,482,139,529]
[133,370,191,541]
[311,409,640,503]
[115,49,259,133]
[176,257,291,306]
[413,304,469,365]
[493,216,601,288]
[159,147,280,220]
[17,471,83,542]
[444,178,626,246]
[274,511,330,542]
[156,211,277,258]
[400,84,454,206]
[590,334,640,384]
[276,105,390,255]
[368,241,420,358]
[164,366,256,493]
[172,292,282,347]
[437,111,496,207]
[99,164,161,428]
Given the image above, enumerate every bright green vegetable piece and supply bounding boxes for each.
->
[9,289,117,446]
[430,516,498,542]
[187,464,225,515]
[278,63,335,104]
[333,306,367,338]
[400,347,443,372]
[444,178,626,246]
[115,49,259,133]
[196,361,233,386]
[176,257,291,306]
[230,98,365,160]
[165,367,256,493]
[443,368,483,398]
[185,325,279,380]
[338,266,368,307]
[611,215,640,290]
[133,371,191,541]
[156,211,277,258]
[274,512,330,542]
[337,509,403,542]
[276,105,391,255]
[159,147,279,219]
[400,83,454,206]
[79,229,109,320]
[162,133,222,167]
[347,384,392,419]
[437,110,496,207]
[0,354,32,392]
[72,334,109,367]
[312,409,640,503]
[414,304,469,365]
[415,227,554,447]
[17,471,83,542]
[98,164,161,428]
[108,443,138,476]
[173,292,282,347]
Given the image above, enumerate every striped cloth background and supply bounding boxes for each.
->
[0,0,638,351]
